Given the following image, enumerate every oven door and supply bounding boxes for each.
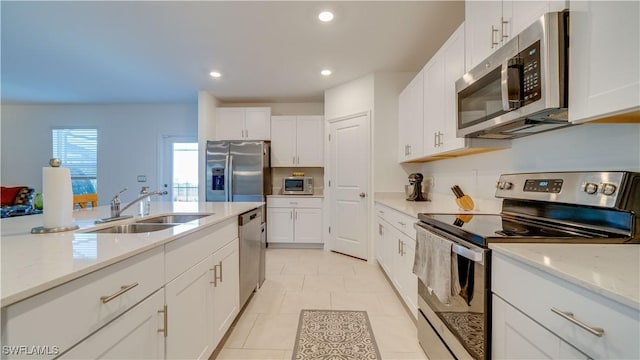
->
[415,222,490,360]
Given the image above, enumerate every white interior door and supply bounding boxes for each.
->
[328,113,370,260]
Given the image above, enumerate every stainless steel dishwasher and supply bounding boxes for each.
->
[238,206,264,308]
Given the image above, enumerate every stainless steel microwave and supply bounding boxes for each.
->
[456,11,570,139]
[282,176,314,195]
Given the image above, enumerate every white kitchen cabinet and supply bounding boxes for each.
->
[465,1,567,71]
[210,238,240,346]
[1,246,164,360]
[423,23,466,156]
[374,203,418,318]
[216,107,271,140]
[492,251,640,359]
[267,197,323,244]
[569,1,640,123]
[271,115,324,167]
[165,255,215,360]
[493,295,588,360]
[59,289,166,360]
[398,70,424,162]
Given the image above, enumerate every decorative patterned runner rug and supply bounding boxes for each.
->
[292,310,382,360]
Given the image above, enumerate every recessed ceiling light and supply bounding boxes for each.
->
[321,69,332,76]
[209,71,221,78]
[318,11,334,22]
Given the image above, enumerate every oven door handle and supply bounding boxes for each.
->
[452,243,483,262]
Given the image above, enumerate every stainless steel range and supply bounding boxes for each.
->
[414,171,639,360]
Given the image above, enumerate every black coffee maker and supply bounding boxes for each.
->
[406,173,427,201]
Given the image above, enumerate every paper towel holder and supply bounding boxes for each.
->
[31,158,80,234]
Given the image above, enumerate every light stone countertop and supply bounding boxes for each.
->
[374,192,502,218]
[490,243,640,310]
[0,201,262,307]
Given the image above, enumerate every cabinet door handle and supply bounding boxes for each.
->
[158,305,168,337]
[246,129,248,138]
[100,283,139,303]
[398,221,406,227]
[210,266,218,286]
[217,261,223,283]
[378,224,383,235]
[293,156,296,164]
[434,132,438,147]
[550,308,604,337]
[400,241,404,256]
[297,156,300,164]
[294,210,297,221]
[398,239,401,254]
[501,17,509,40]
[491,25,499,48]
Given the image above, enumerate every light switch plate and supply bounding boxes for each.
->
[137,175,147,182]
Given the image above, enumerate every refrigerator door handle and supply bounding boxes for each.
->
[228,154,234,202]
[224,154,230,202]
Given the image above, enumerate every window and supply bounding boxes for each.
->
[52,128,98,194]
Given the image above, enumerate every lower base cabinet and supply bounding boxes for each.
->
[492,295,588,359]
[374,204,418,319]
[267,197,323,244]
[165,238,239,360]
[60,289,166,359]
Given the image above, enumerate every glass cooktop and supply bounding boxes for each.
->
[417,213,625,248]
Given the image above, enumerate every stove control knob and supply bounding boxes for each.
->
[496,181,504,189]
[503,182,513,190]
[584,182,598,194]
[601,183,617,196]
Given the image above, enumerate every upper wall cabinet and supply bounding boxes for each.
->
[398,71,424,162]
[271,115,324,167]
[465,1,567,70]
[399,23,509,163]
[215,107,271,140]
[569,1,640,124]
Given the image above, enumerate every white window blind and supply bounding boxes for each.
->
[52,128,98,194]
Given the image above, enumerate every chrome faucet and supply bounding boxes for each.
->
[96,187,167,224]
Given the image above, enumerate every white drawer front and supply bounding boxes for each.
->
[492,252,640,359]
[375,203,416,239]
[268,197,322,208]
[165,217,237,282]
[2,246,164,359]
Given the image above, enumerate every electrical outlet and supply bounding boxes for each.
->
[137,175,147,183]
[423,176,434,188]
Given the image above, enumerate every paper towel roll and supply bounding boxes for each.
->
[43,166,74,228]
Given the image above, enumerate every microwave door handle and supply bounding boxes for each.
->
[502,58,524,111]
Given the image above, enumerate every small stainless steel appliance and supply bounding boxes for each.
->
[406,173,427,201]
[456,11,570,139]
[205,140,271,202]
[282,176,314,195]
[414,171,639,359]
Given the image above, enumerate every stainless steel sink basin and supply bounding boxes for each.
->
[136,213,212,224]
[90,223,177,234]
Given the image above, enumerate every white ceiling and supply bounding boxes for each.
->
[1,1,464,104]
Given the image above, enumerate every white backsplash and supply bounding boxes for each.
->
[271,167,324,195]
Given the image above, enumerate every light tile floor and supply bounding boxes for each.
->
[214,249,428,360]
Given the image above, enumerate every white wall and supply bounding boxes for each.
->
[198,91,220,201]
[324,74,374,121]
[372,72,421,192]
[1,103,197,205]
[419,123,640,200]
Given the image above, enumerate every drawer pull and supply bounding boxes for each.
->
[550,308,604,337]
[100,283,139,303]
[398,221,406,227]
[158,305,168,337]
[210,266,218,286]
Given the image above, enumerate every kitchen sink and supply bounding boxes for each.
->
[90,223,177,234]
[136,213,213,224]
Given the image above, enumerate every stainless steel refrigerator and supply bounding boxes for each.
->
[205,140,271,202]
[205,140,269,301]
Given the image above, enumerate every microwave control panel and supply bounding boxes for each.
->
[520,41,541,105]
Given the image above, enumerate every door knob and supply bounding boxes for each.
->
[359,192,366,198]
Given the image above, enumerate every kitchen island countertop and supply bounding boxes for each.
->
[0,201,262,307]
[490,243,640,310]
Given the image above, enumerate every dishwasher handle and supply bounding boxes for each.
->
[239,208,261,225]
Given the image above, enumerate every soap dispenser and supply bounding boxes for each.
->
[139,186,150,216]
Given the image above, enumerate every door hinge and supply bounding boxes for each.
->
[328,226,331,234]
